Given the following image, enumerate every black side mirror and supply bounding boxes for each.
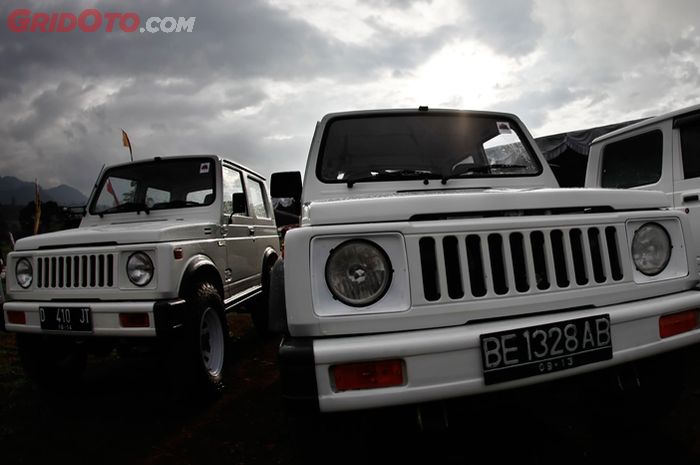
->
[232,192,247,216]
[270,171,302,227]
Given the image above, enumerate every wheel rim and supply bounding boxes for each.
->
[199,307,225,377]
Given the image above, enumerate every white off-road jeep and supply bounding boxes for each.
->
[1,155,280,395]
[269,108,700,414]
[586,103,700,276]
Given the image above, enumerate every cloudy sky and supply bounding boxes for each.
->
[1,0,700,195]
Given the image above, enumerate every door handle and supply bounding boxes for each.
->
[683,194,699,203]
[248,226,255,236]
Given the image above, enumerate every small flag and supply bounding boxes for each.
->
[8,232,15,250]
[121,129,133,162]
[33,179,41,235]
[106,178,120,206]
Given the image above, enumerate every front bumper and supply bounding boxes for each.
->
[281,289,700,412]
[2,299,186,337]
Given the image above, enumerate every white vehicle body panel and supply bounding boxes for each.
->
[278,108,700,412]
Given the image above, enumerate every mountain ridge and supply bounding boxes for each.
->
[0,176,88,206]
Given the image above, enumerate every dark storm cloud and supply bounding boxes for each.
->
[0,0,455,84]
[2,0,700,197]
[0,0,463,194]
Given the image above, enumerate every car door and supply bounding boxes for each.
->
[221,165,257,299]
[671,114,700,271]
[244,175,279,274]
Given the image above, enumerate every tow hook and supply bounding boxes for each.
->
[416,402,450,431]
[614,364,642,391]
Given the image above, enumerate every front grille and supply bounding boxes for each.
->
[418,226,624,302]
[36,254,116,289]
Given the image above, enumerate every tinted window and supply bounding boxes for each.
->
[681,122,700,179]
[222,167,246,217]
[247,178,270,219]
[317,114,542,183]
[601,130,663,188]
[90,158,215,215]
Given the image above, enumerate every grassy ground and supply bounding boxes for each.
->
[0,332,26,439]
[1,318,700,464]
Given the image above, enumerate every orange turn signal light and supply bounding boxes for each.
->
[7,311,26,325]
[119,312,150,328]
[659,310,698,339]
[332,359,404,392]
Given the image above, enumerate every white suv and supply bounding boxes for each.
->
[2,155,280,395]
[586,103,700,277]
[270,108,700,413]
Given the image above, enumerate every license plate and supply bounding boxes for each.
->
[39,307,92,332]
[480,314,612,385]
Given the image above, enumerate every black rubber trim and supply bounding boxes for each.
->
[268,259,288,334]
[279,337,319,412]
[0,301,5,332]
[153,299,187,336]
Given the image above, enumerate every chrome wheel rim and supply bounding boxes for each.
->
[199,307,224,377]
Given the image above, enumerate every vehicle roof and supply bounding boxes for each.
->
[319,107,522,123]
[102,154,265,180]
[591,102,700,145]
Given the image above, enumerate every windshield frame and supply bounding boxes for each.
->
[315,111,544,184]
[88,156,217,216]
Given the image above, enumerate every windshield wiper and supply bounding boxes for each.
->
[150,200,200,210]
[98,202,151,217]
[441,164,529,183]
[345,169,440,187]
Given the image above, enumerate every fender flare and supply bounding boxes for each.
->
[268,258,288,334]
[178,254,224,299]
[261,247,280,276]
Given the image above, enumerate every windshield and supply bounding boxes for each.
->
[317,113,542,183]
[89,157,216,215]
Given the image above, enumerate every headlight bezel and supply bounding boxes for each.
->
[126,252,154,287]
[324,239,393,307]
[631,222,672,277]
[15,257,33,289]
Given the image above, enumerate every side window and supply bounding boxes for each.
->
[601,130,663,188]
[680,122,700,179]
[222,167,246,218]
[247,178,271,219]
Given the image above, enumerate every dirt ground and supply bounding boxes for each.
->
[2,315,700,465]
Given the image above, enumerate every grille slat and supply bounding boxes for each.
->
[561,230,578,287]
[580,230,596,284]
[434,238,450,302]
[522,232,538,291]
[457,237,471,298]
[31,253,116,289]
[417,226,625,302]
[479,234,495,297]
[542,232,559,289]
[501,234,517,296]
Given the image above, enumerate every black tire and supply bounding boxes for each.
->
[16,333,87,389]
[251,260,275,337]
[174,282,228,399]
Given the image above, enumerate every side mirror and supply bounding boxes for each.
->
[232,192,247,216]
[270,171,302,227]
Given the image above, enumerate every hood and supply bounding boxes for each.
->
[304,188,671,226]
[14,219,218,251]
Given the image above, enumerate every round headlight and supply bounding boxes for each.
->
[325,239,392,307]
[15,258,33,289]
[127,252,154,286]
[632,222,671,276]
